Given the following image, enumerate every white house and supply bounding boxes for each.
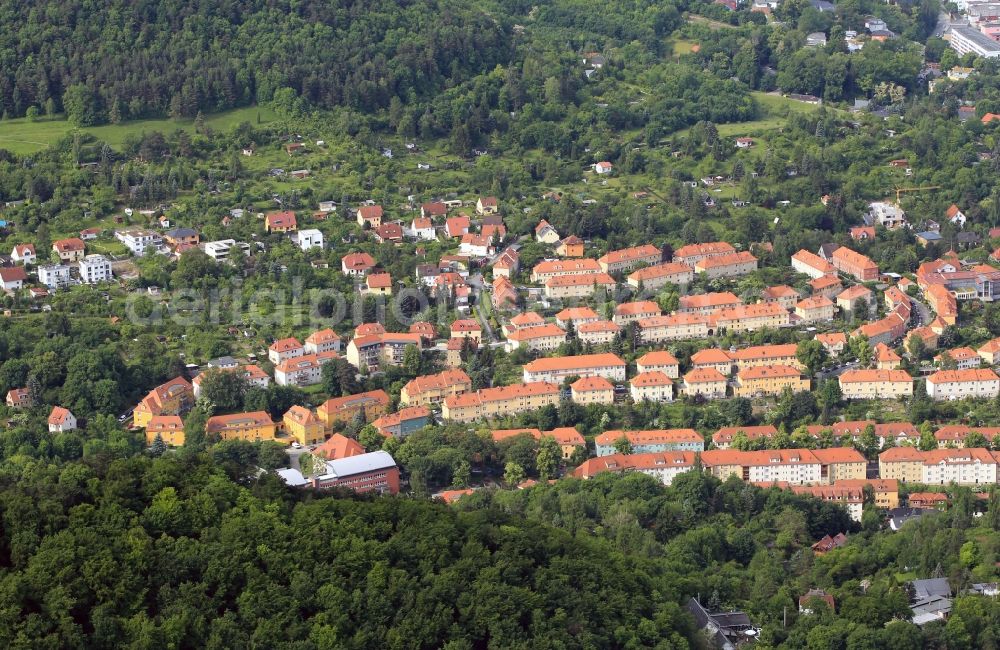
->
[296,229,324,251]
[594,161,613,174]
[203,239,251,262]
[78,255,113,284]
[408,218,437,241]
[926,369,1000,401]
[11,244,36,265]
[115,229,164,256]
[0,267,27,292]
[48,406,77,433]
[38,264,71,290]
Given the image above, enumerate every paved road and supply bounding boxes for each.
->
[932,12,955,38]
[816,361,860,382]
[909,296,931,329]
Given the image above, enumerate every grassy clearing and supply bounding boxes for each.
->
[685,14,738,30]
[672,39,700,56]
[0,106,280,155]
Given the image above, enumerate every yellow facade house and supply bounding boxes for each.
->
[283,405,325,445]
[205,411,277,442]
[733,365,808,398]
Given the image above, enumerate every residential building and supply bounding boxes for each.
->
[934,425,1000,448]
[163,228,200,248]
[926,368,1000,400]
[10,244,35,265]
[313,434,365,460]
[523,353,626,383]
[922,448,998,485]
[133,376,194,428]
[265,211,297,232]
[205,411,276,441]
[52,237,86,262]
[570,376,615,404]
[795,295,836,323]
[476,196,499,215]
[421,202,447,219]
[535,220,560,244]
[678,292,741,314]
[504,323,567,352]
[673,241,736,267]
[145,415,185,447]
[450,319,482,343]
[304,328,341,354]
[731,343,802,370]
[682,368,728,399]
[792,249,837,279]
[274,351,337,386]
[627,261,694,291]
[283,405,325,446]
[77,255,113,284]
[734,365,808,397]
[977,337,1000,364]
[442,382,561,422]
[578,320,620,345]
[573,452,698,486]
[868,201,907,229]
[636,350,680,377]
[401,368,473,406]
[491,427,586,460]
[691,348,734,375]
[792,485,865,521]
[701,449,822,485]
[710,302,790,333]
[364,272,393,296]
[556,236,585,257]
[493,248,519,279]
[816,332,848,356]
[812,448,867,482]
[530,258,602,282]
[694,251,758,279]
[879,446,927,483]
[372,406,431,438]
[408,217,437,241]
[935,347,981,370]
[115,229,163,256]
[317,390,391,431]
[613,301,661,326]
[837,285,874,315]
[345,332,423,371]
[295,229,324,251]
[629,371,674,402]
[597,244,661,274]
[836,478,899,509]
[0,267,27,291]
[48,406,76,433]
[839,369,913,399]
[831,247,879,282]
[37,264,71,290]
[5,387,31,408]
[268,337,304,365]
[357,205,384,228]
[543,272,615,299]
[948,24,1000,58]
[202,239,251,262]
[711,425,778,449]
[341,252,376,276]
[637,313,710,344]
[810,275,843,299]
[760,285,800,310]
[555,306,599,329]
[595,429,703,456]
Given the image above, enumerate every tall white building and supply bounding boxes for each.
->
[115,229,164,256]
[78,255,113,284]
[948,25,1000,58]
[38,264,71,290]
[203,240,251,262]
[295,229,324,251]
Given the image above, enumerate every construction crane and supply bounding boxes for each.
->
[895,186,941,203]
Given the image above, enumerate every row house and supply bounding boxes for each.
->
[613,301,661,326]
[733,365,809,397]
[400,368,473,406]
[442,382,561,422]
[926,368,1000,400]
[934,425,1000,448]
[543,272,615,299]
[837,285,874,315]
[691,348,734,375]
[935,347,981,369]
[573,451,698,486]
[881,447,1000,486]
[838,369,914,399]
[812,448,867,482]
[598,244,661,274]
[522,352,626,383]
[283,405,325,446]
[492,276,519,310]
[504,323,567,352]
[711,425,778,449]
[372,406,432,438]
[710,302,790,333]
[578,320,620,345]
[854,308,908,346]
[791,485,865,521]
[530,258,602,283]
[804,421,919,447]
[875,342,902,370]
[673,241,736,267]
[491,427,586,460]
[555,306,599,329]
[694,251,758,279]
[269,337,304,365]
[305,328,341,354]
[978,337,1000,364]
[193,364,269,398]
[145,415,185,447]
[636,350,680,377]
[570,376,615,405]
[701,449,823,485]
[629,371,674,402]
[637,313,710,344]
[925,284,958,326]
[678,292,741,315]
[317,390,391,432]
[732,343,802,371]
[595,428,704,456]
[810,275,843,299]
[627,261,694,291]
[274,351,338,386]
[760,285,800,310]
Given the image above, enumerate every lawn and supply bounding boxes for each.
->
[0,106,280,155]
[672,39,700,56]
